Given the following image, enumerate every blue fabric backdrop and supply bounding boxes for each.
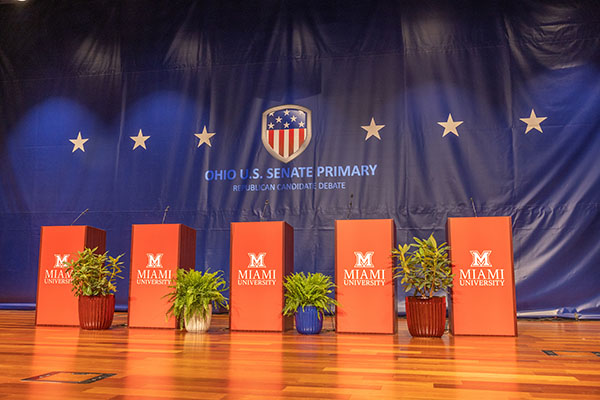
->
[1,0,599,318]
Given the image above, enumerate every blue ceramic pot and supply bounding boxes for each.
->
[295,305,323,334]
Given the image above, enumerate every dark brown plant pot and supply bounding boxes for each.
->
[78,294,115,330]
[405,296,446,337]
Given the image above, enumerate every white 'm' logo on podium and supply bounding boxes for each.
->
[53,254,69,268]
[248,252,267,268]
[470,250,492,267]
[354,251,375,268]
[146,253,164,268]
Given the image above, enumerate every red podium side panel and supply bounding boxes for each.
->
[230,221,293,331]
[36,226,106,326]
[447,217,517,336]
[128,224,196,329]
[335,219,397,334]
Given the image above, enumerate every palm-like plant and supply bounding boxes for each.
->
[164,268,229,330]
[64,247,124,297]
[391,234,453,298]
[282,272,339,318]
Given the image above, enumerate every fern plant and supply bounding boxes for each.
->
[64,247,124,297]
[391,234,453,299]
[282,272,339,318]
[164,268,229,330]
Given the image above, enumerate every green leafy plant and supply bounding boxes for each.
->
[164,268,229,330]
[282,272,339,318]
[391,234,453,298]
[64,247,124,297]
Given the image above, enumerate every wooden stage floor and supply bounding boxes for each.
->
[0,311,598,399]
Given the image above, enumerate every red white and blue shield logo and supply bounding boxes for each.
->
[262,105,312,163]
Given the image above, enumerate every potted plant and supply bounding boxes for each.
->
[64,247,124,330]
[282,272,339,334]
[391,234,453,337]
[164,268,228,333]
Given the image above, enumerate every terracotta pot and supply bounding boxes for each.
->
[405,296,446,337]
[184,304,212,333]
[78,294,115,330]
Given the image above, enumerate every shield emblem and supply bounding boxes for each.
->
[262,105,312,163]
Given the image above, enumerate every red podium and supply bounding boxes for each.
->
[36,226,106,326]
[447,217,517,336]
[128,224,196,329]
[335,219,397,334]
[230,221,293,331]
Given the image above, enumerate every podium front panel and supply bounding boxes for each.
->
[230,221,293,331]
[335,219,396,334]
[36,226,106,326]
[128,224,196,328]
[447,217,517,336]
